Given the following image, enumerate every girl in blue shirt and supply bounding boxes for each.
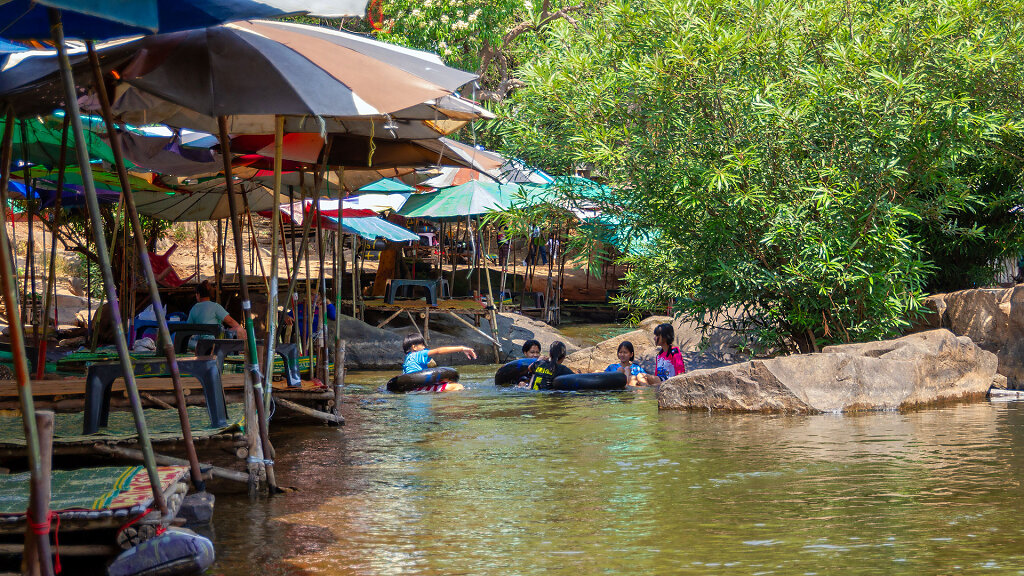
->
[605,341,649,386]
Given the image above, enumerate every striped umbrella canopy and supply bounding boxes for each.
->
[130,182,279,221]
[103,19,477,122]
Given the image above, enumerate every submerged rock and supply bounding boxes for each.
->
[658,329,1000,413]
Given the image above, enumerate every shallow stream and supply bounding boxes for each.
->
[210,365,1024,575]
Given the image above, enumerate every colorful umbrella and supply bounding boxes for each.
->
[398,180,516,220]
[358,178,417,193]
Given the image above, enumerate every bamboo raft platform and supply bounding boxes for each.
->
[0,364,342,426]
[0,465,189,558]
[0,404,246,459]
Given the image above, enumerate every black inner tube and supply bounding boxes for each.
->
[386,366,460,393]
[550,371,627,391]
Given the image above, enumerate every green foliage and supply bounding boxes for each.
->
[494,0,1024,352]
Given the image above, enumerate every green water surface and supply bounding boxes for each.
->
[209,365,1024,575]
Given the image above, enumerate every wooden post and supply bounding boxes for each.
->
[261,116,283,413]
[351,235,358,318]
[50,11,168,519]
[2,106,55,576]
[333,339,345,421]
[36,115,68,380]
[218,116,279,496]
[88,42,206,492]
[423,309,430,345]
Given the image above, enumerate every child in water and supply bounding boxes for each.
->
[604,341,649,386]
[526,341,573,389]
[522,339,542,359]
[402,334,477,392]
[650,323,686,383]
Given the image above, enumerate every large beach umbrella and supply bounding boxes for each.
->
[99,20,477,124]
[0,1,365,40]
[398,180,516,220]
[131,184,279,221]
[342,192,411,213]
[107,88,494,138]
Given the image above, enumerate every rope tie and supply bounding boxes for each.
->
[247,457,274,465]
[27,510,61,573]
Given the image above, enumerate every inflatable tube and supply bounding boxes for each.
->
[108,527,215,576]
[494,358,538,386]
[551,371,628,391]
[386,366,460,393]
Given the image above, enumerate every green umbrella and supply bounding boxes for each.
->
[1,115,121,169]
[358,177,417,193]
[398,180,516,220]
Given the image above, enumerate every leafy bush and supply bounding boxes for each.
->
[494,0,1024,352]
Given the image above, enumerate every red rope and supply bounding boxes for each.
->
[27,511,61,574]
[368,0,385,31]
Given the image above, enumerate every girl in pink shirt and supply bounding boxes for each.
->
[652,323,686,382]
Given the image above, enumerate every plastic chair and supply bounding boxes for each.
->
[149,244,197,288]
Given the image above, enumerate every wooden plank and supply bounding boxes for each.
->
[0,373,331,399]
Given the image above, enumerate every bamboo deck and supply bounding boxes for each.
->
[0,466,189,557]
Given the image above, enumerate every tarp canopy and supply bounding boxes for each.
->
[398,180,516,220]
[329,215,420,242]
[264,199,418,242]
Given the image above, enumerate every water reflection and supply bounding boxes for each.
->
[210,371,1024,575]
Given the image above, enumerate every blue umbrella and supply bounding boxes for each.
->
[0,1,366,40]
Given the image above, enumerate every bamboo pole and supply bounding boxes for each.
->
[312,189,327,382]
[333,339,345,420]
[261,116,283,412]
[0,105,54,576]
[218,116,279,496]
[50,11,167,519]
[23,411,54,576]
[87,42,205,492]
[36,114,68,379]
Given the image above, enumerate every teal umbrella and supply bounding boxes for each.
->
[1,115,121,169]
[398,180,516,220]
[357,177,417,193]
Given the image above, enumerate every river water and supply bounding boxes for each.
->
[209,366,1024,575]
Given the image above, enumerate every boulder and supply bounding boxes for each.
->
[927,286,1024,387]
[658,329,999,413]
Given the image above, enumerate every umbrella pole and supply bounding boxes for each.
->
[313,189,327,382]
[218,116,280,496]
[351,235,358,318]
[36,114,68,379]
[1,105,55,576]
[481,220,500,359]
[50,10,168,518]
[87,42,205,491]
[261,116,283,410]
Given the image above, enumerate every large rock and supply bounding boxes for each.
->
[658,329,1000,413]
[926,286,1024,387]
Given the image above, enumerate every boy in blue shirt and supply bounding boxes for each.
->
[402,334,477,374]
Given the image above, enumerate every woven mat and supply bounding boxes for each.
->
[0,465,187,514]
[0,404,245,447]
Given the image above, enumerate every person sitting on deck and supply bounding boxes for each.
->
[284,292,337,341]
[186,281,241,347]
[401,334,476,392]
[604,341,649,386]
[526,341,573,390]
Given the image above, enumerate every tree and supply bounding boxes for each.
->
[492,0,1024,353]
[377,0,595,101]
